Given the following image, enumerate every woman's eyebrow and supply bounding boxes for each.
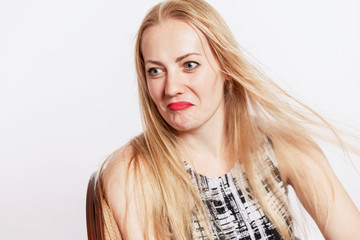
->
[145,52,202,65]
[175,52,201,63]
[145,60,163,65]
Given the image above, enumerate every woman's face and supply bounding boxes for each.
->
[141,19,226,133]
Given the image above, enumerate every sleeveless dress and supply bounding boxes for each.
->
[185,140,292,240]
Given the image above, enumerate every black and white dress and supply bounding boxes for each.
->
[185,141,292,240]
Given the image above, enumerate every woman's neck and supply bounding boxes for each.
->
[178,108,233,177]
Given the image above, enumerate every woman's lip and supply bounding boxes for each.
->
[167,101,194,111]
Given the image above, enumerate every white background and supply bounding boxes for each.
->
[1,0,359,239]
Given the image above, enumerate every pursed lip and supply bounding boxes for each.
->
[167,101,194,111]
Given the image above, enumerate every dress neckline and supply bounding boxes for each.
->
[183,160,236,180]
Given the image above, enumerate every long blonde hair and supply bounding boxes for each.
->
[100,0,359,239]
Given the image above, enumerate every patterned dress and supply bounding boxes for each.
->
[185,141,291,240]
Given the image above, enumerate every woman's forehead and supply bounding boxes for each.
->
[141,19,212,62]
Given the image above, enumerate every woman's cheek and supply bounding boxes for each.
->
[147,81,158,99]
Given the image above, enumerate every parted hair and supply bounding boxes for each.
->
[99,0,360,239]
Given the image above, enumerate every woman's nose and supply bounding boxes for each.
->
[164,70,185,96]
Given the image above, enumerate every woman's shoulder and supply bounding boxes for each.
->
[101,134,148,189]
[100,140,152,239]
[101,139,148,194]
[102,144,134,185]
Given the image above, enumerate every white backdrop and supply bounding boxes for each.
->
[1,0,359,239]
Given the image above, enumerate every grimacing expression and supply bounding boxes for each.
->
[141,19,226,133]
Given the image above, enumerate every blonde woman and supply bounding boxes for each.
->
[97,0,360,239]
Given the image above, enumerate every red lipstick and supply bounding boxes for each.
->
[168,101,194,111]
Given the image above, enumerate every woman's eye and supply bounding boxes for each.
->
[148,68,163,76]
[184,61,199,70]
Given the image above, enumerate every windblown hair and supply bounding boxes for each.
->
[99,0,360,239]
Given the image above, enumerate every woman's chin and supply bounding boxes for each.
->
[169,121,198,133]
[163,113,203,133]
[171,124,193,132]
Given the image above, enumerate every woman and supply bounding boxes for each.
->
[98,0,360,239]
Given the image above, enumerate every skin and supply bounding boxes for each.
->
[103,18,360,239]
[142,18,232,176]
[142,19,226,133]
